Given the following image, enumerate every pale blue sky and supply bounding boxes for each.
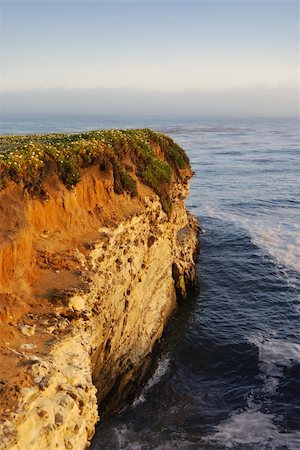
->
[0,0,299,116]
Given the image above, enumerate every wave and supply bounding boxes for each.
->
[249,335,300,395]
[132,356,170,406]
[160,126,255,135]
[206,332,300,448]
[202,204,300,274]
[113,430,200,450]
[206,408,300,450]
[214,151,242,156]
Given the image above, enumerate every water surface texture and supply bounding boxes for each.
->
[1,117,299,449]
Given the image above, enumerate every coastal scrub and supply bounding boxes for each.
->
[0,129,189,213]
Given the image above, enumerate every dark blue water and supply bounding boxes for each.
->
[1,116,299,449]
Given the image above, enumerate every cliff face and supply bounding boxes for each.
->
[0,131,199,449]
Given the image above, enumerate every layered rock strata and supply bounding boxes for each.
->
[0,133,199,449]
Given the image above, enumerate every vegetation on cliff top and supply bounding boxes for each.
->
[0,129,189,213]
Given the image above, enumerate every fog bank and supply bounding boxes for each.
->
[1,85,298,118]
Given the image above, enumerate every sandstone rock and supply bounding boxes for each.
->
[0,141,198,450]
[19,325,36,337]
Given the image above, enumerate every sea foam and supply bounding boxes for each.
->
[207,408,300,450]
[203,204,300,275]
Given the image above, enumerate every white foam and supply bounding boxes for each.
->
[131,393,146,406]
[113,426,146,450]
[207,409,300,449]
[203,203,300,274]
[249,335,300,395]
[145,356,170,390]
[206,337,300,448]
[155,441,199,449]
[132,356,170,406]
[114,424,129,449]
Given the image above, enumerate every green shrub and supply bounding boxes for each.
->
[120,170,137,197]
[0,129,190,213]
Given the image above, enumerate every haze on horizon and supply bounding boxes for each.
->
[0,0,299,118]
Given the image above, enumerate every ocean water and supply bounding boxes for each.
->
[1,116,299,450]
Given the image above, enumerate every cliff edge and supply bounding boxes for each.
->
[0,129,199,449]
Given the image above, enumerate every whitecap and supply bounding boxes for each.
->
[132,355,170,406]
[114,424,129,448]
[249,336,300,395]
[205,336,300,449]
[206,408,300,449]
[202,203,300,275]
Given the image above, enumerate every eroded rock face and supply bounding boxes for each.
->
[0,161,198,449]
[3,336,98,450]
[85,194,198,415]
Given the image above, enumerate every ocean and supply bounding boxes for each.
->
[1,116,299,450]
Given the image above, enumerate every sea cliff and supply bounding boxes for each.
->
[0,130,199,449]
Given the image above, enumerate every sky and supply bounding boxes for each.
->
[0,0,299,117]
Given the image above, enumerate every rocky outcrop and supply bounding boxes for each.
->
[0,131,199,449]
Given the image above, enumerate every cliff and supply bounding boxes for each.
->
[0,130,199,449]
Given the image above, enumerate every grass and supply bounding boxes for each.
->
[0,129,190,213]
